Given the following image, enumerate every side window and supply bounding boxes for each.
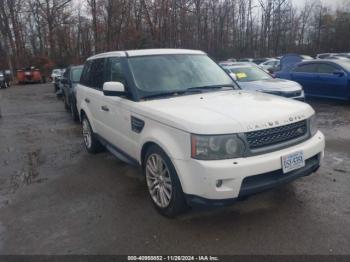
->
[293,64,317,73]
[106,57,126,85]
[80,61,92,86]
[317,64,337,74]
[89,58,105,90]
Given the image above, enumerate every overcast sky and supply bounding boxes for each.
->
[291,0,348,8]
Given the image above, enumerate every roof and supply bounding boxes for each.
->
[87,49,206,60]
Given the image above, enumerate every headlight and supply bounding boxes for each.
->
[310,114,318,136]
[191,134,246,160]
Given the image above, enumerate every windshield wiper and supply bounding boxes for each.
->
[142,89,202,100]
[187,84,236,91]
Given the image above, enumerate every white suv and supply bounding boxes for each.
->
[76,49,325,217]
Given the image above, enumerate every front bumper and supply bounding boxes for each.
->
[173,131,325,207]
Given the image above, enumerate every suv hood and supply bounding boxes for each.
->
[238,78,302,92]
[135,90,313,134]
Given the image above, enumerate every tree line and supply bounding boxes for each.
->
[0,0,349,74]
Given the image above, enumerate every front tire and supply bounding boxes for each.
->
[82,116,103,154]
[144,145,188,217]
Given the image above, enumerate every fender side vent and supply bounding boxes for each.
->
[131,116,145,133]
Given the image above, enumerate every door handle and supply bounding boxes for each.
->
[101,105,109,112]
[85,98,90,103]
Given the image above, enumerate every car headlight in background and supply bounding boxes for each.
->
[191,134,246,160]
[310,114,318,136]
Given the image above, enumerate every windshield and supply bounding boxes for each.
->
[128,54,235,97]
[226,66,271,82]
[71,68,83,82]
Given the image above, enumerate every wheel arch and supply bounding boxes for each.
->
[139,138,188,191]
[79,108,97,133]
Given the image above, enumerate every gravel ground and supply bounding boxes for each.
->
[0,83,349,255]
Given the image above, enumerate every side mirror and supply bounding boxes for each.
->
[103,81,125,96]
[229,73,237,81]
[333,70,345,77]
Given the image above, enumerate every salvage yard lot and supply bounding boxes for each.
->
[0,83,349,254]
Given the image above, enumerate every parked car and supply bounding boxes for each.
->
[259,58,280,72]
[51,69,63,82]
[61,65,84,121]
[226,58,237,62]
[222,63,304,100]
[76,49,325,217]
[4,70,12,82]
[0,71,9,89]
[276,60,350,100]
[218,61,236,67]
[252,58,271,65]
[316,53,334,59]
[17,67,42,84]
[238,58,254,62]
[326,56,349,60]
[316,53,350,60]
[53,69,66,92]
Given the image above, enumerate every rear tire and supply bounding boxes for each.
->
[82,116,104,154]
[70,100,79,122]
[144,145,188,217]
[63,95,69,110]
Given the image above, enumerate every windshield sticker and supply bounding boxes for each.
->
[236,72,247,79]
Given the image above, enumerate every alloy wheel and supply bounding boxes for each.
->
[82,119,92,149]
[145,153,173,208]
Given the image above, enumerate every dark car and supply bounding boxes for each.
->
[276,60,350,101]
[61,65,84,121]
[0,71,9,89]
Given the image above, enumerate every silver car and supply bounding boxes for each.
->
[222,63,305,101]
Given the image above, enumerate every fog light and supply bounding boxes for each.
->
[216,180,223,187]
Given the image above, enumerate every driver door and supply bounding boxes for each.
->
[99,57,137,158]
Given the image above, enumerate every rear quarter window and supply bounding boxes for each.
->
[317,64,338,74]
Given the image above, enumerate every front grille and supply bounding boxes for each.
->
[246,120,307,150]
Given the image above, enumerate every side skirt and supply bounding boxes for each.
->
[96,134,140,167]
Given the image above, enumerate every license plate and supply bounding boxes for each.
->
[281,151,305,174]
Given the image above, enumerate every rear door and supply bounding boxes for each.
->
[79,58,106,134]
[290,63,319,96]
[315,63,349,99]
